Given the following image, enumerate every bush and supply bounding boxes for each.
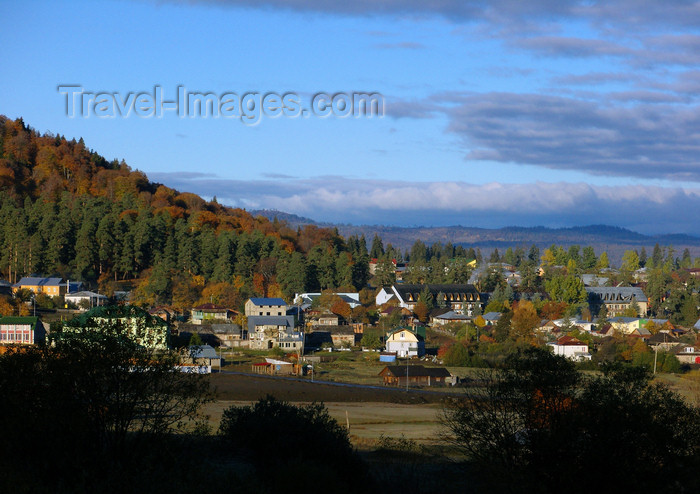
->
[218,396,363,490]
[442,348,700,493]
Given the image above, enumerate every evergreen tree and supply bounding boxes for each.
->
[369,234,384,259]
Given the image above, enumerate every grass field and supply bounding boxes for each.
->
[203,399,445,450]
[211,348,700,454]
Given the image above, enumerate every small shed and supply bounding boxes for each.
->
[251,358,298,375]
[185,344,223,370]
[379,365,451,387]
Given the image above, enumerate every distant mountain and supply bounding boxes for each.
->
[250,209,320,228]
[250,210,700,262]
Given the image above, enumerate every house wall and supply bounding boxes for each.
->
[550,344,589,359]
[0,324,35,344]
[375,288,395,306]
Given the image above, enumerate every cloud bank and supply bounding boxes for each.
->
[149,172,700,235]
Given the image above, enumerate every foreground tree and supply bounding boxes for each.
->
[0,329,212,492]
[442,348,700,493]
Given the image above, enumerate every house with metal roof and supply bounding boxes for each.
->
[183,344,223,370]
[585,286,648,317]
[247,315,302,352]
[245,297,288,316]
[191,303,237,324]
[65,290,108,309]
[376,283,484,316]
[12,277,64,296]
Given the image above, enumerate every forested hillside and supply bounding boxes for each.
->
[0,116,372,308]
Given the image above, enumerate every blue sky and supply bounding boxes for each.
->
[2,0,700,234]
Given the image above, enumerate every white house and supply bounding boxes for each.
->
[65,290,108,308]
[548,335,591,361]
[385,327,425,358]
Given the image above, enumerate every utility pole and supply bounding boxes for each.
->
[406,351,409,392]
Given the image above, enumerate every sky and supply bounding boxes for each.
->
[2,0,700,234]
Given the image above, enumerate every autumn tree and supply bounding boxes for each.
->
[330,299,352,322]
[510,300,540,340]
[414,300,429,323]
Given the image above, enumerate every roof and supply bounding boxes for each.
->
[580,274,609,287]
[210,323,243,334]
[63,305,167,328]
[13,276,62,287]
[0,316,39,325]
[392,284,481,304]
[65,290,107,299]
[482,312,502,321]
[188,344,219,359]
[647,331,678,344]
[193,303,233,312]
[380,365,451,378]
[247,315,295,332]
[585,286,648,303]
[434,310,470,321]
[553,335,587,346]
[248,298,288,306]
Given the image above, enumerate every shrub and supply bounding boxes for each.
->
[218,396,363,490]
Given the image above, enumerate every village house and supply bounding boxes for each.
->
[61,305,170,351]
[12,277,66,297]
[211,323,247,348]
[673,346,700,365]
[191,303,237,325]
[183,344,223,370]
[65,290,108,309]
[431,310,471,326]
[247,315,302,352]
[0,316,45,345]
[251,358,299,376]
[646,331,679,351]
[547,335,591,361]
[482,312,502,326]
[244,297,288,317]
[379,365,452,386]
[376,283,485,316]
[312,313,340,326]
[585,286,648,317]
[385,326,425,358]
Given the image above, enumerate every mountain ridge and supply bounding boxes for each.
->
[250,209,700,259]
